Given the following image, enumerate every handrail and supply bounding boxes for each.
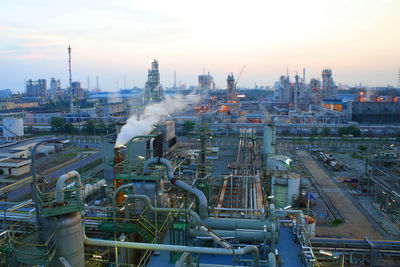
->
[0,176,32,194]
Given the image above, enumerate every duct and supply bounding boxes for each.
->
[84,179,106,199]
[124,194,200,227]
[84,234,261,267]
[143,157,208,219]
[55,171,82,202]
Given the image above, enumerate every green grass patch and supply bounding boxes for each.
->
[331,218,343,226]
[350,152,362,159]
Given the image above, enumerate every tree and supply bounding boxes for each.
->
[182,120,195,132]
[338,127,347,136]
[84,120,96,135]
[347,125,361,137]
[63,123,75,134]
[309,136,315,142]
[311,127,318,136]
[50,116,65,133]
[321,127,330,136]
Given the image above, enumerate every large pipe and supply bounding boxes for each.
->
[55,171,82,202]
[143,157,208,218]
[112,183,135,225]
[124,194,200,227]
[190,228,277,244]
[201,217,277,232]
[84,234,260,266]
[84,179,106,199]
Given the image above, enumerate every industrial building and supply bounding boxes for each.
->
[26,79,47,98]
[346,101,400,124]
[198,72,215,91]
[71,81,85,101]
[144,59,163,103]
[321,69,338,100]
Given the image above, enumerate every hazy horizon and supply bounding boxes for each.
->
[1,0,399,92]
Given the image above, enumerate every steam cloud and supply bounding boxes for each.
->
[115,94,199,148]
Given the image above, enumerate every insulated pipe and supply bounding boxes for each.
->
[124,194,200,227]
[201,217,277,233]
[55,171,83,202]
[143,157,208,219]
[190,229,277,244]
[112,183,135,225]
[83,234,260,267]
[84,179,106,199]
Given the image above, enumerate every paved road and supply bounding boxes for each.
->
[43,152,102,180]
[296,150,383,240]
[5,152,102,201]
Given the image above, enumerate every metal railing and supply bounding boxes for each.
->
[8,214,57,265]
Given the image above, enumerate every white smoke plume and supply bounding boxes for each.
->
[115,94,200,148]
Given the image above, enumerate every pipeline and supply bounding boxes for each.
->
[55,171,82,202]
[83,234,260,267]
[190,228,278,244]
[124,194,200,227]
[112,183,136,225]
[142,157,279,234]
[84,179,106,199]
[143,157,208,218]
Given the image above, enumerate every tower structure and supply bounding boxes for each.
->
[68,45,73,114]
[144,59,163,103]
[322,69,338,99]
[279,75,291,102]
[198,72,215,91]
[397,68,400,89]
[227,73,236,103]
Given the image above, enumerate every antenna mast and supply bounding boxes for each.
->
[68,46,73,114]
[397,68,400,89]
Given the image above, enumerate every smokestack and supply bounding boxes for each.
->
[114,147,124,204]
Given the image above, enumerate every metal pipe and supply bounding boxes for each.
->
[201,217,277,232]
[31,138,63,242]
[84,234,260,266]
[124,194,200,227]
[191,229,275,244]
[55,171,83,202]
[143,157,208,218]
[84,179,106,199]
[126,135,157,167]
[112,183,135,225]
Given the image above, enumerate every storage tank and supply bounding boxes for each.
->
[287,173,300,204]
[263,125,276,156]
[55,212,85,267]
[3,118,24,141]
[304,215,316,238]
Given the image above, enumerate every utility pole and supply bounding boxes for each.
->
[68,45,73,114]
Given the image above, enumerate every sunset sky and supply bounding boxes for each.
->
[0,0,399,91]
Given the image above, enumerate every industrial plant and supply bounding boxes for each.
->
[0,50,399,267]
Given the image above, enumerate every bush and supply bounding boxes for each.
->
[359,145,367,152]
[311,127,318,136]
[331,219,343,226]
[321,127,330,136]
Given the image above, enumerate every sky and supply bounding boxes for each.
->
[0,0,399,92]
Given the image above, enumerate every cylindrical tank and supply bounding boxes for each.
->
[287,173,300,205]
[55,212,85,267]
[263,126,275,156]
[304,215,316,238]
[3,118,24,139]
